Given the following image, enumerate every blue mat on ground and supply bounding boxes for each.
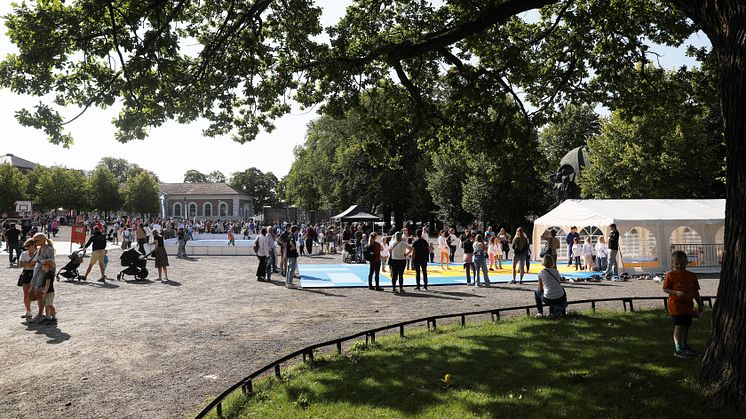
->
[299,262,599,288]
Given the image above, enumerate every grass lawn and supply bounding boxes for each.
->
[205,310,742,418]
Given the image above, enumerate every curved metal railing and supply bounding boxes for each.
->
[195,295,716,418]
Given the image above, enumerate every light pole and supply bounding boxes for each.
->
[184,196,187,219]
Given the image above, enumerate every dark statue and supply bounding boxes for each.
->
[550,146,589,203]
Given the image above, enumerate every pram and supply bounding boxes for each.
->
[343,240,363,264]
[117,247,149,281]
[56,248,86,281]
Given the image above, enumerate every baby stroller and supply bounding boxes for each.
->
[343,240,362,264]
[56,248,86,281]
[117,247,149,281]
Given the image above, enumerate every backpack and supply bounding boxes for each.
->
[364,245,375,261]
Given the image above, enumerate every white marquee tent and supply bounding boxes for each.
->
[532,199,725,272]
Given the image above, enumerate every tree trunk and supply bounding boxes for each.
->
[698,0,746,407]
[383,207,392,233]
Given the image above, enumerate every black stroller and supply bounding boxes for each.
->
[117,247,149,281]
[57,249,86,281]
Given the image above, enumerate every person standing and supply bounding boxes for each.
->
[388,232,407,293]
[448,228,458,262]
[81,227,109,282]
[473,234,490,287]
[511,227,529,284]
[152,230,170,282]
[18,239,38,319]
[5,223,22,266]
[604,224,620,279]
[411,229,430,290]
[380,236,390,273]
[497,228,511,260]
[366,232,383,290]
[30,233,56,324]
[488,237,500,271]
[541,228,561,267]
[265,229,277,280]
[581,237,594,271]
[571,236,582,271]
[437,230,450,270]
[285,226,300,289]
[176,227,188,258]
[566,226,579,266]
[135,223,148,255]
[462,233,475,285]
[662,251,704,358]
[595,236,608,272]
[255,227,270,282]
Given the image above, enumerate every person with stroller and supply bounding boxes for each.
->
[152,230,170,282]
[81,227,109,282]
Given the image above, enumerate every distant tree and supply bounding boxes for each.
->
[539,104,601,169]
[183,169,209,183]
[34,166,86,211]
[97,157,132,183]
[87,166,122,217]
[207,170,226,183]
[23,165,45,202]
[0,164,27,214]
[580,60,725,199]
[123,171,159,216]
[230,168,278,208]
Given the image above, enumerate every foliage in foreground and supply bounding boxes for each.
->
[203,310,742,419]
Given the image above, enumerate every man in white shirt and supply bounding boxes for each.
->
[255,227,270,281]
[151,221,162,234]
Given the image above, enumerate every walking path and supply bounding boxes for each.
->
[0,227,719,418]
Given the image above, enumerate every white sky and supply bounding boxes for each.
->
[0,2,709,182]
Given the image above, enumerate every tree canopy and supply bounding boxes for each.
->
[0,164,27,214]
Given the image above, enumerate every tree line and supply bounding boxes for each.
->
[0,157,159,217]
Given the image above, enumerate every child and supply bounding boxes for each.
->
[228,229,235,246]
[41,260,57,324]
[381,236,390,272]
[581,237,594,271]
[571,236,582,271]
[662,251,704,359]
[428,241,435,264]
[488,237,499,271]
[103,250,109,271]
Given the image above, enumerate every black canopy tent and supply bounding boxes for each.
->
[332,205,381,222]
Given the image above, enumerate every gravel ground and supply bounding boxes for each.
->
[0,226,720,418]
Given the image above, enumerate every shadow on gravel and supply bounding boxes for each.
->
[24,322,71,344]
[433,291,485,299]
[396,292,460,301]
[488,285,535,293]
[92,281,120,289]
[304,289,346,298]
[162,280,182,286]
[124,279,153,285]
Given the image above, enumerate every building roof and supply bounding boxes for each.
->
[159,183,249,197]
[0,153,37,170]
[533,199,725,228]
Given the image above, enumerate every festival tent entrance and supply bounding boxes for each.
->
[532,199,725,273]
[332,205,381,222]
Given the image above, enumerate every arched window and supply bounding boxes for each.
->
[188,203,197,217]
[622,226,658,268]
[173,203,182,217]
[219,202,228,217]
[204,202,213,217]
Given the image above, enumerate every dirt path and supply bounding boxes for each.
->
[0,227,719,418]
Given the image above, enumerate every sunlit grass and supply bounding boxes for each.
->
[203,310,741,418]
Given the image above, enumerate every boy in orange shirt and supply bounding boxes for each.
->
[662,251,704,359]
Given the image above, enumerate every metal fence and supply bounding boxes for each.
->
[195,295,717,418]
[670,243,724,267]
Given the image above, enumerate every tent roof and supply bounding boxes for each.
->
[332,205,381,222]
[533,199,725,228]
